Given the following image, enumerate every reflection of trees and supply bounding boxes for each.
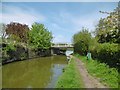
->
[2,58,52,88]
[50,55,67,64]
[2,56,67,88]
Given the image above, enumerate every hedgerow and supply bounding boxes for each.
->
[90,43,120,68]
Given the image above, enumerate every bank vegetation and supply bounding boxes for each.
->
[56,58,84,88]
[73,5,119,88]
[1,22,53,64]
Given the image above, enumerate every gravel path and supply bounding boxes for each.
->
[72,56,108,88]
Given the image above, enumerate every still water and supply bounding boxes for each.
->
[2,55,67,88]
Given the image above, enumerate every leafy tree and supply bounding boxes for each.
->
[6,22,29,43]
[95,6,120,43]
[29,22,53,50]
[73,27,92,55]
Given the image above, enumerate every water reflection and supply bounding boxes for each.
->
[2,55,67,88]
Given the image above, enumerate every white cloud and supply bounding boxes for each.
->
[1,5,46,27]
[52,34,68,43]
[50,23,61,31]
[58,11,108,33]
[71,16,97,32]
[1,3,113,43]
[48,11,107,43]
[47,11,111,44]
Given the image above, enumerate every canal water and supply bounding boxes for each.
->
[2,55,67,88]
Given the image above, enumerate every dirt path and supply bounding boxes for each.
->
[72,56,108,88]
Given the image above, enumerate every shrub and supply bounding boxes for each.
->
[91,43,120,68]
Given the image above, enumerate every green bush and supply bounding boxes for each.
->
[2,43,16,61]
[91,43,120,68]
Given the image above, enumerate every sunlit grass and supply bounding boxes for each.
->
[75,54,118,88]
[56,58,84,88]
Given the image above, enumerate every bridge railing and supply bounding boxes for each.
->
[51,44,74,48]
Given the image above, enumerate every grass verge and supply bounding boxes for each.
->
[74,54,118,88]
[56,58,84,88]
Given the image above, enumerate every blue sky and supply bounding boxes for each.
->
[1,2,118,43]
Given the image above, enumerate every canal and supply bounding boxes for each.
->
[2,55,67,88]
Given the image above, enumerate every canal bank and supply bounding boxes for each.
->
[2,44,52,65]
[2,43,72,65]
[56,56,84,88]
[56,55,113,88]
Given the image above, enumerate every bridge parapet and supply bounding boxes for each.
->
[51,43,74,48]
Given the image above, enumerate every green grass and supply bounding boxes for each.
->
[75,54,118,88]
[56,58,84,88]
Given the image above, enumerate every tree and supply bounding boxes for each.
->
[6,22,29,43]
[0,23,7,40]
[29,22,53,50]
[95,6,120,43]
[73,27,92,55]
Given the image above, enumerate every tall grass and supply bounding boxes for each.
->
[75,54,118,88]
[56,58,84,88]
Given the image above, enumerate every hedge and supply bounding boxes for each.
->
[90,43,120,68]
